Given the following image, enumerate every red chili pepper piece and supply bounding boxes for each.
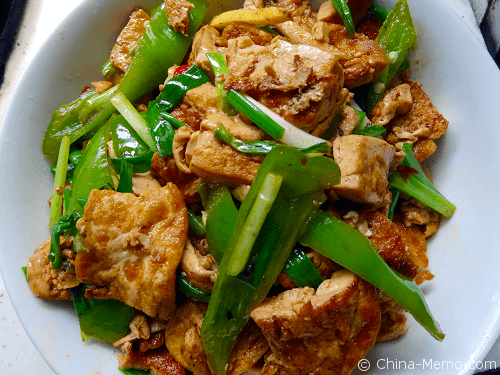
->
[81,86,91,95]
[173,64,190,77]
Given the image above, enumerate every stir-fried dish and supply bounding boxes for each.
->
[24,0,456,374]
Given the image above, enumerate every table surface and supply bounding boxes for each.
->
[0,0,495,374]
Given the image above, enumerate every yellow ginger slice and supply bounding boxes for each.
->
[209,7,290,29]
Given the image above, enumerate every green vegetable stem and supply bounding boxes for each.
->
[330,0,355,37]
[388,142,456,217]
[200,146,341,374]
[206,52,236,115]
[366,0,417,114]
[42,0,208,163]
[49,136,71,228]
[299,209,445,341]
[178,275,211,303]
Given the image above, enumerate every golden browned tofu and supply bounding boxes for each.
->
[223,36,346,135]
[27,237,80,300]
[110,9,150,72]
[251,269,381,375]
[164,0,194,36]
[376,309,408,343]
[329,25,389,89]
[188,131,263,187]
[170,83,219,130]
[75,184,188,321]
[165,299,212,375]
[365,211,429,280]
[331,135,398,207]
[385,79,449,161]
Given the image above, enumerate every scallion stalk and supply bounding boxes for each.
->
[330,0,355,37]
[187,208,206,237]
[49,136,71,228]
[110,90,157,152]
[226,172,283,276]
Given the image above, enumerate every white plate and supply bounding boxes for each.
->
[1,0,499,374]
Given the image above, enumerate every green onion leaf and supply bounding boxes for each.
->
[49,136,71,228]
[284,247,324,288]
[331,0,355,37]
[110,90,157,152]
[206,52,237,115]
[178,275,211,303]
[187,208,206,237]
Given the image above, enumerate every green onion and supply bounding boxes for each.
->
[119,369,150,375]
[178,275,211,303]
[206,52,237,115]
[187,208,206,237]
[331,0,355,37]
[110,90,157,152]
[49,136,71,228]
[22,266,28,282]
[226,172,283,276]
[224,90,284,140]
[100,59,117,80]
[388,143,455,217]
[160,112,186,128]
[388,186,400,221]
[48,212,80,269]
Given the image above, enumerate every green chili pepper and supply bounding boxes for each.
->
[71,284,135,342]
[199,184,239,263]
[147,65,209,157]
[116,160,134,193]
[299,209,445,341]
[200,146,341,374]
[109,114,150,158]
[178,275,211,303]
[42,0,208,163]
[110,151,155,174]
[330,0,355,37]
[66,123,115,216]
[119,369,150,375]
[388,143,455,217]
[284,246,324,288]
[48,212,80,269]
[366,0,417,114]
[21,267,28,282]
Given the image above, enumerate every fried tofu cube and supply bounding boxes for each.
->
[332,135,397,207]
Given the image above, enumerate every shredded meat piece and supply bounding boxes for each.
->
[137,331,166,353]
[376,309,409,343]
[330,105,359,140]
[150,153,202,204]
[27,237,79,300]
[164,0,193,36]
[385,79,449,161]
[118,345,186,375]
[251,269,381,375]
[218,22,274,47]
[110,9,150,72]
[91,81,112,94]
[75,185,188,321]
[170,83,219,130]
[370,83,413,125]
[401,194,441,237]
[180,238,218,294]
[130,311,151,340]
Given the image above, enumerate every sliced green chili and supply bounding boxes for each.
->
[116,160,134,193]
[206,52,236,115]
[284,247,324,288]
[187,207,206,237]
[299,209,444,341]
[48,212,80,269]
